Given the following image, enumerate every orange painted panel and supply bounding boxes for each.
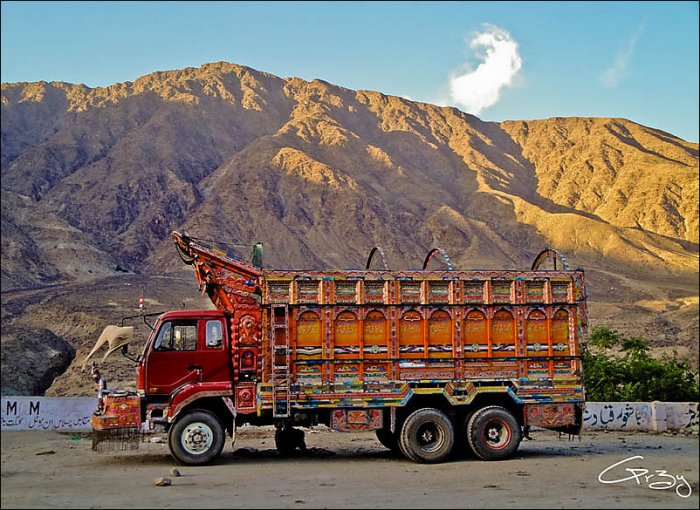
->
[295,311,322,359]
[428,310,452,358]
[464,310,488,357]
[526,310,548,357]
[363,310,388,359]
[334,311,360,358]
[551,309,570,356]
[399,310,424,358]
[491,310,515,357]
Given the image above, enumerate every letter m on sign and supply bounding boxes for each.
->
[30,401,40,415]
[6,401,17,415]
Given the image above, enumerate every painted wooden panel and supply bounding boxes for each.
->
[428,309,452,358]
[525,282,545,303]
[363,310,388,359]
[525,309,547,357]
[551,282,570,302]
[464,282,485,304]
[463,309,488,358]
[334,310,360,358]
[297,281,321,304]
[364,281,385,304]
[491,309,515,357]
[428,282,450,304]
[335,281,358,304]
[399,309,424,358]
[552,308,570,356]
[295,311,322,359]
[492,281,512,304]
[399,282,421,304]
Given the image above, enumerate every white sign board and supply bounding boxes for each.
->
[1,397,97,432]
[583,401,699,432]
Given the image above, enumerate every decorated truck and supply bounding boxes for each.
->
[85,231,587,465]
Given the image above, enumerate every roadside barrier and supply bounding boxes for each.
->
[1,396,698,433]
[583,401,698,432]
[2,396,96,431]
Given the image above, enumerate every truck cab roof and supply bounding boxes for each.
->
[158,310,227,320]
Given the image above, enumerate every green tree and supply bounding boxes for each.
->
[582,326,699,402]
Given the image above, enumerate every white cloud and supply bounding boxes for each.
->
[448,24,523,116]
[600,23,646,88]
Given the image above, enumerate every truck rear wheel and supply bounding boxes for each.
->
[466,405,522,461]
[398,408,454,463]
[168,410,225,465]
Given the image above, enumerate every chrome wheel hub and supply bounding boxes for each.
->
[181,422,213,455]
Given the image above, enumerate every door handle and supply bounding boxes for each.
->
[187,365,203,382]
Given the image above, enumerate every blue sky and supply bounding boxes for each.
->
[1,1,698,142]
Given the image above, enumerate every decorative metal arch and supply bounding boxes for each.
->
[530,248,570,271]
[422,248,454,271]
[365,246,389,270]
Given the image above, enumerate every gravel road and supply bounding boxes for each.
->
[1,427,698,509]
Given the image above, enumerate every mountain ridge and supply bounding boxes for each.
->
[1,61,698,394]
[2,61,697,275]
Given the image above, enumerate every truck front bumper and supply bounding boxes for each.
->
[91,391,143,452]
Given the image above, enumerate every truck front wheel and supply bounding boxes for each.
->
[169,410,225,465]
[398,408,454,463]
[466,405,522,461]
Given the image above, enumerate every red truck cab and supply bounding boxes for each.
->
[138,310,231,396]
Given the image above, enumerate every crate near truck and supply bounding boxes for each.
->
[85,231,587,465]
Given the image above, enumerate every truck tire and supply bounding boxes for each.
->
[398,408,454,463]
[375,428,400,454]
[168,410,225,465]
[466,405,522,461]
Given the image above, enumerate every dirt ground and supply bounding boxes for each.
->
[1,426,698,509]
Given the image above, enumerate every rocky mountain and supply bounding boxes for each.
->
[1,62,698,395]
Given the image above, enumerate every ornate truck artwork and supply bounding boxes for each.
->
[85,231,587,465]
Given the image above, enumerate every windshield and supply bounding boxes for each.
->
[153,322,172,350]
[140,320,165,362]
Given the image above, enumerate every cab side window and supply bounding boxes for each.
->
[154,321,197,351]
[205,320,223,348]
